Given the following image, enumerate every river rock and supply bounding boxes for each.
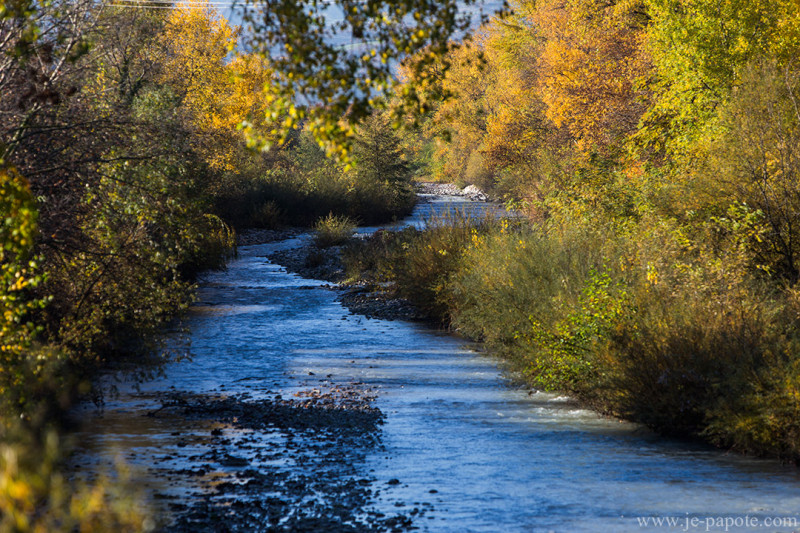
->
[462,184,489,201]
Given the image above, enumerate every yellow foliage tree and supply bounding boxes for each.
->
[0,163,52,409]
[414,0,650,205]
[534,0,650,156]
[479,7,564,201]
[640,0,800,163]
[159,2,273,172]
[427,41,491,183]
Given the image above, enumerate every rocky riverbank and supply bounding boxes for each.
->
[267,243,427,322]
[237,228,304,246]
[416,181,489,201]
[143,383,422,532]
[268,243,347,284]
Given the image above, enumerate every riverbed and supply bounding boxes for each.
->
[71,194,800,532]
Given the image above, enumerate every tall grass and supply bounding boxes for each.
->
[314,214,356,248]
[343,212,502,323]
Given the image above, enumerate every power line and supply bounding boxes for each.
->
[107,1,245,7]
[111,0,231,3]
[106,0,343,7]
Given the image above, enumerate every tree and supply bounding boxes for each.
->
[479,4,558,199]
[158,3,273,171]
[705,60,800,281]
[428,40,491,183]
[0,0,99,161]
[640,0,800,160]
[240,0,510,158]
[352,111,413,187]
[534,0,650,156]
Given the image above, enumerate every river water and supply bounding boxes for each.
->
[73,195,800,532]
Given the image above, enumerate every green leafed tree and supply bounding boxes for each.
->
[352,112,413,187]
[640,0,800,160]
[240,0,509,158]
[350,112,416,215]
[0,163,49,404]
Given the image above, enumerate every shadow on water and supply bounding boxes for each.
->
[70,195,800,532]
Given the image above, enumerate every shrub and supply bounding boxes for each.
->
[0,165,51,414]
[449,218,625,390]
[702,59,800,282]
[0,427,154,533]
[598,249,800,458]
[183,214,237,276]
[313,214,356,248]
[342,213,505,323]
[211,123,417,230]
[347,206,800,460]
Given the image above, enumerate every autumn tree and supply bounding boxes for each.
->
[641,0,800,160]
[534,0,650,157]
[426,40,491,184]
[478,5,562,202]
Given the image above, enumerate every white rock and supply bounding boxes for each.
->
[462,185,488,201]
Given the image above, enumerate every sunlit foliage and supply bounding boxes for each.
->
[641,0,800,159]
[534,0,649,155]
[159,4,275,171]
[0,429,154,533]
[241,0,509,159]
[0,163,52,413]
[372,0,800,460]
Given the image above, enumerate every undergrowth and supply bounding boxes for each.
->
[314,214,356,248]
[343,213,800,462]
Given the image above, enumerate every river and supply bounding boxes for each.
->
[72,194,800,532]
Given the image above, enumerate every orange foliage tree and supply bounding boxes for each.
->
[534,0,650,157]
[159,3,273,172]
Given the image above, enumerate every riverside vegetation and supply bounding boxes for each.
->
[3,0,800,528]
[0,1,417,529]
[344,0,800,464]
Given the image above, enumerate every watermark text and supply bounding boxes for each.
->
[635,514,798,531]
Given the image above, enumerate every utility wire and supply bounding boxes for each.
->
[106,0,343,7]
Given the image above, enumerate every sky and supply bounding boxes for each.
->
[214,1,508,45]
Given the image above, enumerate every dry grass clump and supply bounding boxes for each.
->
[314,214,356,248]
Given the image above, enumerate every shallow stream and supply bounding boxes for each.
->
[72,194,800,532]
